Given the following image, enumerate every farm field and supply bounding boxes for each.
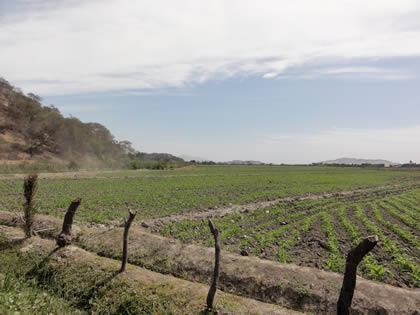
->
[161,183,420,288]
[1,165,420,224]
[1,165,420,313]
[1,166,419,288]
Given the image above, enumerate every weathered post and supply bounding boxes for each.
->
[337,235,379,315]
[206,219,220,312]
[23,174,38,238]
[57,198,81,247]
[120,209,137,273]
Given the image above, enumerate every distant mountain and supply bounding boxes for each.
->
[319,157,399,167]
[224,160,264,165]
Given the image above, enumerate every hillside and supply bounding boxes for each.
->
[319,157,399,167]
[0,77,133,164]
[0,77,183,168]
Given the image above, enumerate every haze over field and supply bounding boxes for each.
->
[1,0,420,164]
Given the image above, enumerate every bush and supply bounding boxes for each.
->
[67,160,80,171]
[126,160,143,170]
[126,160,170,170]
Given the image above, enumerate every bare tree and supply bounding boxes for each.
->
[206,219,220,312]
[337,235,379,315]
[23,174,38,238]
[57,198,81,247]
[120,209,137,273]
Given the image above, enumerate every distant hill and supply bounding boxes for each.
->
[224,160,264,165]
[319,157,399,167]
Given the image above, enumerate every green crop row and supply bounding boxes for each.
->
[353,204,420,287]
[377,201,420,231]
[336,206,387,281]
[320,212,344,272]
[370,203,420,252]
[393,196,420,215]
[390,195,420,218]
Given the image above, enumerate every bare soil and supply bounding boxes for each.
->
[288,218,329,269]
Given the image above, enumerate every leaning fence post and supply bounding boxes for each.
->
[120,209,137,273]
[23,174,38,238]
[206,219,220,312]
[57,198,81,247]
[337,235,378,315]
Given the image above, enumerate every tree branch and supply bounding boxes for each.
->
[56,198,81,247]
[206,219,220,312]
[337,235,378,315]
[120,209,137,273]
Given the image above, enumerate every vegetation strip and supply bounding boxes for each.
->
[2,215,419,314]
[0,227,297,315]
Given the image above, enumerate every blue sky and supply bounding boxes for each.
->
[1,0,420,163]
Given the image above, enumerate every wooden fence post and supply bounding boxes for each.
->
[206,219,220,312]
[23,174,38,238]
[120,209,137,273]
[337,235,378,315]
[57,198,81,247]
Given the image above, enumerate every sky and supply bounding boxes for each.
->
[1,0,420,164]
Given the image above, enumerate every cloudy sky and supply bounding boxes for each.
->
[1,0,420,163]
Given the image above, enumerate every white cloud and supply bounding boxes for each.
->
[1,0,420,95]
[263,72,278,79]
[313,66,413,80]
[319,67,386,74]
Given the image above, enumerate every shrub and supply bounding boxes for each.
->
[67,160,80,171]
